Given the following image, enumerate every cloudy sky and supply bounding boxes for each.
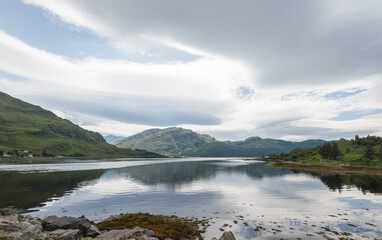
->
[1,0,382,141]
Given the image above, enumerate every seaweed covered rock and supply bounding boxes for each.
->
[96,213,203,240]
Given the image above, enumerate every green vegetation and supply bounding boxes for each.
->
[0,91,161,158]
[114,127,325,157]
[96,213,203,240]
[269,135,382,168]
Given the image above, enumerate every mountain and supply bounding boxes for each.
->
[0,91,161,158]
[114,127,325,157]
[103,135,125,143]
[114,127,216,156]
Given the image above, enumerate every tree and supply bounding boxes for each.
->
[355,135,360,144]
[42,149,48,157]
[319,142,340,160]
[330,142,340,160]
[364,146,374,161]
[0,150,3,157]
[378,145,382,161]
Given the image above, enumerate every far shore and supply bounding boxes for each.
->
[258,159,382,175]
[0,156,170,164]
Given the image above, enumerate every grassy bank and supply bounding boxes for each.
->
[267,135,382,170]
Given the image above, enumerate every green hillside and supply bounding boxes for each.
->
[0,91,161,158]
[114,127,216,156]
[114,127,325,157]
[268,135,382,167]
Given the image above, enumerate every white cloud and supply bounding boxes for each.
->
[1,1,382,140]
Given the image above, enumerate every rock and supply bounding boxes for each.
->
[0,221,21,232]
[22,222,43,233]
[0,214,19,224]
[143,229,155,237]
[47,229,80,240]
[87,224,101,237]
[41,215,91,235]
[15,231,42,240]
[218,231,236,240]
[95,229,138,240]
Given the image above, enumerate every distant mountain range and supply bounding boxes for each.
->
[103,135,125,143]
[114,127,326,157]
[0,91,161,158]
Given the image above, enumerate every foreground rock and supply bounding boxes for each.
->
[0,211,236,240]
[218,231,236,240]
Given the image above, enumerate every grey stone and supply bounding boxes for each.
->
[15,231,42,240]
[23,222,42,233]
[218,231,236,240]
[0,221,21,232]
[87,224,101,237]
[41,215,91,235]
[143,229,155,236]
[47,229,80,240]
[95,229,137,240]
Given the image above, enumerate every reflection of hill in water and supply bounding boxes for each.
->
[0,170,103,209]
[109,160,291,186]
[296,171,382,195]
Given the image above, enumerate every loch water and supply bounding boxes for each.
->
[1,158,381,239]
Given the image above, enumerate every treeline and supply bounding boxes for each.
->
[269,135,382,164]
[352,135,382,146]
[318,142,340,160]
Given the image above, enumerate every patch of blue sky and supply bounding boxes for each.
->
[280,91,316,101]
[331,109,382,121]
[0,71,28,82]
[0,0,200,63]
[323,89,366,100]
[234,86,254,100]
[338,197,382,209]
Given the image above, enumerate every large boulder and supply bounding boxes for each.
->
[41,215,100,237]
[218,231,236,240]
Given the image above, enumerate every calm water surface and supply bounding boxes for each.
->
[1,158,382,239]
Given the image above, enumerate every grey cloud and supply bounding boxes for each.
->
[35,0,382,85]
[25,92,224,126]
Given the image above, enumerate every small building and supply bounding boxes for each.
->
[27,154,33,158]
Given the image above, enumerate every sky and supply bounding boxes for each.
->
[1,0,382,141]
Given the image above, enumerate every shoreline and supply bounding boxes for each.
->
[263,159,382,175]
[0,156,169,164]
[0,209,233,240]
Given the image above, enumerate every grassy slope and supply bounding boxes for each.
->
[115,127,325,157]
[0,91,161,158]
[269,138,382,168]
[115,127,216,156]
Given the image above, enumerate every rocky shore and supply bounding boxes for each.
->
[0,210,235,240]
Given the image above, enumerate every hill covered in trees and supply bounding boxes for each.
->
[269,135,382,167]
